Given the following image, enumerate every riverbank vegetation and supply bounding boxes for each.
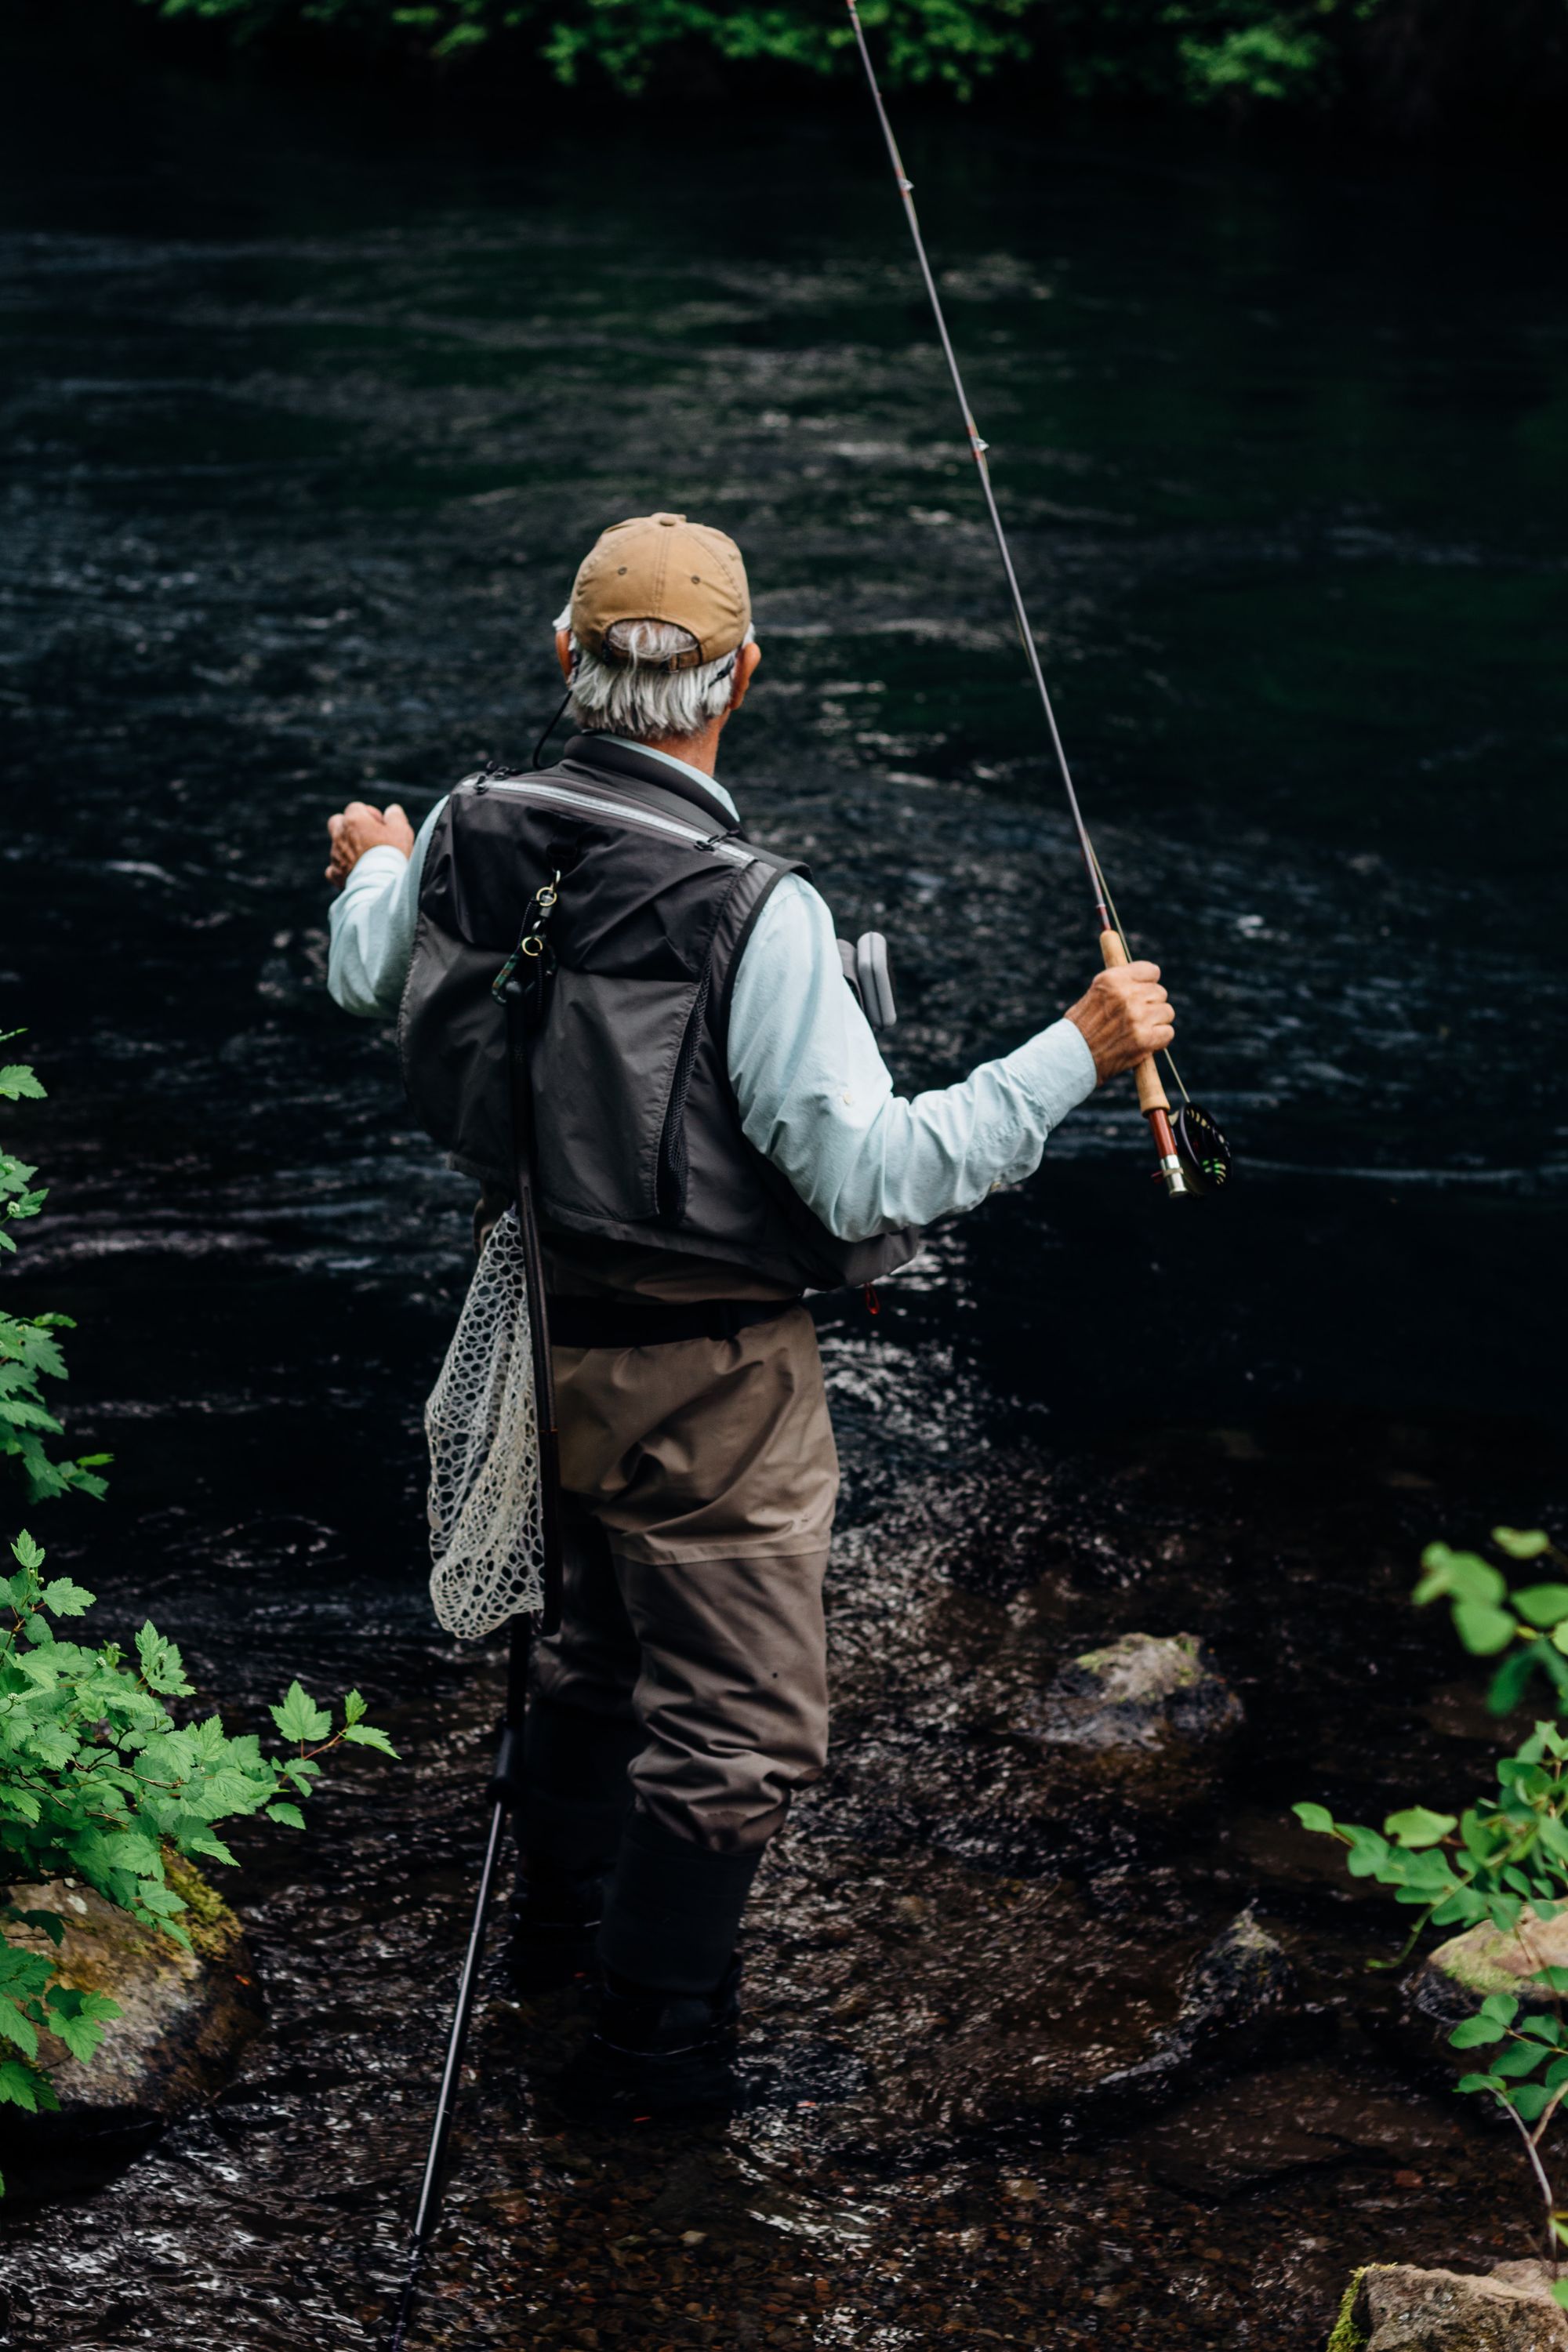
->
[0,1043,397,2178]
[78,0,1568,133]
[1299,1528,1568,2290]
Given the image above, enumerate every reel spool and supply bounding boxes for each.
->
[1172,1102,1232,1196]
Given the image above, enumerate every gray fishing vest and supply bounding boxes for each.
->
[397,735,922,1294]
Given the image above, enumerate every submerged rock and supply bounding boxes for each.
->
[1330,2261,1568,2350]
[0,1857,263,2196]
[1030,1632,1243,1755]
[1091,1908,1327,2111]
[751,1843,1324,2144]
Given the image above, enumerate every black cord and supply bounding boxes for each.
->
[532,688,572,770]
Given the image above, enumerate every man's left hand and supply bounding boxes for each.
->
[325,800,415,891]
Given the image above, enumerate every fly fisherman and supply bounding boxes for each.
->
[324,512,1174,2120]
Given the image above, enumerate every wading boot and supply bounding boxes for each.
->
[507,1855,604,1997]
[546,1810,762,2122]
[550,1958,746,2124]
[510,1693,641,1995]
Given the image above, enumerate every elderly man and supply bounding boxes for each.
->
[325,511,1173,2117]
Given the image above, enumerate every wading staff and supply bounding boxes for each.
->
[387,880,565,2352]
[843,0,1232,1199]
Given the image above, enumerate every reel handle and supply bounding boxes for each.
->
[1098,929,1189,1197]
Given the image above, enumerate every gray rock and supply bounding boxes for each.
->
[1029,1632,1243,1755]
[1094,1907,1327,2109]
[1330,2261,1568,2350]
[1411,1911,1568,2034]
[0,1857,263,2197]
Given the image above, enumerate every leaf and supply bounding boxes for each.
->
[343,1723,398,1758]
[1513,1586,1568,1628]
[134,1622,191,1697]
[1416,1544,1507,1607]
[1450,2015,1509,2047]
[1454,1600,1518,1656]
[266,1802,307,1831]
[1553,2282,1568,2310]
[1479,1993,1522,2025]
[1293,1802,1335,1835]
[0,2002,39,2061]
[1508,2082,1552,2121]
[1457,2071,1504,2094]
[343,1690,367,1726]
[269,1682,332,1744]
[10,1531,43,1572]
[45,1987,121,2064]
[0,2060,50,2117]
[1495,1529,1553,1562]
[1491,2042,1546,2078]
[1488,1646,1544,1715]
[0,1067,46,1102]
[40,1577,95,1618]
[1385,1806,1457,1849]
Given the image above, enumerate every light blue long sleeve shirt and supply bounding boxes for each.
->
[328,740,1098,1242]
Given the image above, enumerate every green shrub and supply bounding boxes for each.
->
[1,1041,109,1505]
[1,1032,397,2191]
[0,1527,397,2188]
[117,0,1568,123]
[1298,1526,1568,2295]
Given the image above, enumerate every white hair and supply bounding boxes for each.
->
[553,603,752,742]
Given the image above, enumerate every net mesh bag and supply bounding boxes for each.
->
[425,1207,545,1639]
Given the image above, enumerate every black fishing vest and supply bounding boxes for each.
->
[397,735,922,1294]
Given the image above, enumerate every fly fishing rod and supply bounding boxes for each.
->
[844,0,1231,1199]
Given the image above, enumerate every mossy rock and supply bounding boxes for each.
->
[1397,1909,1568,2082]
[1015,1632,1243,1772]
[0,1861,263,2198]
[1329,2261,1568,2350]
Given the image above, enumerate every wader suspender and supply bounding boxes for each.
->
[499,865,565,1645]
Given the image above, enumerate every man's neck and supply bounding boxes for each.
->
[633,719,723,777]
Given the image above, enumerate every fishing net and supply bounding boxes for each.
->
[425,1208,544,1639]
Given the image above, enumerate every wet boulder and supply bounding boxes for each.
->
[1401,1911,1568,2077]
[1033,1632,1243,1755]
[0,1858,263,2197]
[1329,2261,1568,2351]
[1090,1907,1327,2113]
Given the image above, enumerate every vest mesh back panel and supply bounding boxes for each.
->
[425,1211,544,1638]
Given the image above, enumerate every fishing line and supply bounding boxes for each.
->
[844,0,1228,1194]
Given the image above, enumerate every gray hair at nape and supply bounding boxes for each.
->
[554,604,753,742]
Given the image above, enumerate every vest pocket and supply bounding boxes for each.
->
[534,966,703,1226]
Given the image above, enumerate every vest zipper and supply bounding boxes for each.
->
[476,776,753,863]
[655,960,713,1222]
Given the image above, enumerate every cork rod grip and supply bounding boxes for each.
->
[1098,929,1170,1117]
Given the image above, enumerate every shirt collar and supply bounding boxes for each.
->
[600,735,738,826]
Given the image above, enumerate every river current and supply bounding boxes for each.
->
[1,34,1565,2351]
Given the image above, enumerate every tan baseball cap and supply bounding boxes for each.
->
[569,512,751,671]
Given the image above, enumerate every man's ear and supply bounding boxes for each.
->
[555,627,574,684]
[728,640,762,715]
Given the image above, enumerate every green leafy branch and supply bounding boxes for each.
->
[1296,1526,1568,2291]
[0,1037,111,1504]
[0,1529,397,2183]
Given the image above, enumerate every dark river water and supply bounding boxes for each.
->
[2,29,1566,2352]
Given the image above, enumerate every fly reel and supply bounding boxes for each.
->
[1172,1102,1232,1196]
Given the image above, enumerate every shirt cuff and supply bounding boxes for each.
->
[1002,1016,1099,1131]
[339,842,410,898]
